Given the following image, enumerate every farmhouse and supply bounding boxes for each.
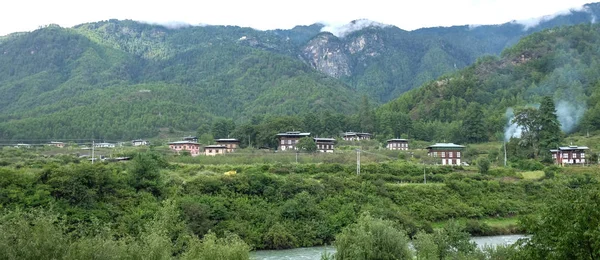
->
[314,138,335,153]
[48,141,65,148]
[168,141,201,156]
[387,139,409,150]
[204,145,228,156]
[132,139,149,146]
[342,132,372,141]
[183,136,198,143]
[94,142,116,148]
[276,131,311,151]
[215,138,241,153]
[426,143,465,166]
[550,145,589,165]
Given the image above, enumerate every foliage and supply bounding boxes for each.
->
[332,213,412,260]
[517,184,600,260]
[477,157,491,174]
[296,137,317,153]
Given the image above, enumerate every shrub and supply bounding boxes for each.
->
[332,213,412,260]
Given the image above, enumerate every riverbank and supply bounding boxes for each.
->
[251,235,527,260]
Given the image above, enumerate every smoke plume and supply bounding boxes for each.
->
[556,100,585,133]
[504,107,523,142]
[321,19,389,38]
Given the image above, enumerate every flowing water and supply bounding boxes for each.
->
[251,234,527,260]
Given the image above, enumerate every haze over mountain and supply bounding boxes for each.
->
[0,3,599,140]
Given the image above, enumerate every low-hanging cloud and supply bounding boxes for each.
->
[320,19,389,38]
[513,4,592,30]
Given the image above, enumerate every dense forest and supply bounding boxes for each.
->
[1,4,600,141]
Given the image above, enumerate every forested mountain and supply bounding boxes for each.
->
[0,25,360,140]
[376,23,600,143]
[1,3,600,140]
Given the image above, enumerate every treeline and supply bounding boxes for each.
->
[378,23,600,144]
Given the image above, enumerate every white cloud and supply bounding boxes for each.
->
[321,19,389,38]
[0,0,592,36]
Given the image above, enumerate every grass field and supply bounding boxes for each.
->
[519,171,545,180]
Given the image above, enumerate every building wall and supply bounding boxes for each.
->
[205,148,226,156]
[316,143,334,153]
[428,149,462,165]
[552,151,586,164]
[169,144,200,156]
[387,142,408,150]
[279,137,300,151]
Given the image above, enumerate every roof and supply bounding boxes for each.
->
[276,132,311,137]
[314,138,336,142]
[426,143,465,149]
[168,141,199,145]
[552,145,589,151]
[183,136,198,139]
[216,138,240,142]
[132,139,147,142]
[49,141,65,144]
[204,145,227,149]
[342,132,372,136]
[387,139,408,142]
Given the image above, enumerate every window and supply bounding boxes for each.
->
[449,152,453,157]
[563,153,568,159]
[280,140,284,144]
[573,153,578,159]
[209,150,212,153]
[552,153,557,159]
[581,153,586,158]
[457,152,461,158]
[441,152,446,158]
[287,140,292,144]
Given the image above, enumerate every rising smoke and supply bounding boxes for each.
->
[321,19,389,38]
[504,107,523,142]
[556,100,586,133]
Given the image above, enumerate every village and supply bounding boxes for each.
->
[8,130,593,167]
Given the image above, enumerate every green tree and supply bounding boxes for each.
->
[538,97,562,161]
[477,157,491,174]
[513,107,541,158]
[332,213,412,260]
[462,103,487,143]
[518,184,600,260]
[296,137,317,153]
[359,96,376,133]
[211,118,236,139]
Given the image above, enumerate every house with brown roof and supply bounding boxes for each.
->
[314,138,335,153]
[204,145,228,156]
[387,139,409,150]
[550,145,589,165]
[168,141,201,156]
[276,131,311,151]
[215,138,241,153]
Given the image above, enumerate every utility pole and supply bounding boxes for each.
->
[296,151,298,163]
[503,141,507,167]
[91,140,95,164]
[424,168,426,184]
[356,149,361,175]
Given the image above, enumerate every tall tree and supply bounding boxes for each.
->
[359,96,376,133]
[538,96,562,161]
[462,103,487,143]
[211,118,236,139]
[513,107,541,158]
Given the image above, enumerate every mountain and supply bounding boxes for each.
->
[1,4,600,140]
[376,23,600,143]
[0,25,360,140]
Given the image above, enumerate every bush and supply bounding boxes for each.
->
[332,213,412,260]
[477,158,491,174]
[511,159,545,171]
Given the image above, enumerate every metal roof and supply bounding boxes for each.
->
[168,141,199,145]
[276,132,311,136]
[314,138,336,142]
[216,138,240,142]
[426,143,465,149]
[557,146,589,151]
[204,145,227,148]
[387,139,408,142]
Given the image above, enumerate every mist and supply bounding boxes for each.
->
[556,100,585,133]
[504,108,523,142]
[514,5,591,30]
[321,19,389,38]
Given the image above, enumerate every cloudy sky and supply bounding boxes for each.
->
[0,0,593,36]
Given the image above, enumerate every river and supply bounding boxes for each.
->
[251,234,527,260]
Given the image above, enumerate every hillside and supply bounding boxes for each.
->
[0,26,360,140]
[376,23,600,143]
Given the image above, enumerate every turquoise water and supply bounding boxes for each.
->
[251,234,527,260]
